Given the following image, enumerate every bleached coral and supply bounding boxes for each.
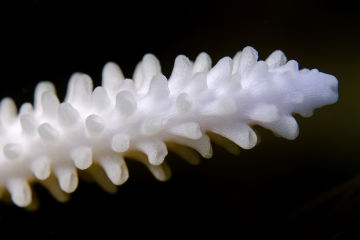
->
[0,46,338,208]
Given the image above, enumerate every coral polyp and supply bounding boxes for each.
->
[0,46,338,208]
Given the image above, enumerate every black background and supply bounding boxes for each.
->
[0,0,360,239]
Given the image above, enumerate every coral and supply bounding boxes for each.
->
[0,46,338,208]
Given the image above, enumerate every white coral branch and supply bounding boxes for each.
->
[0,46,338,208]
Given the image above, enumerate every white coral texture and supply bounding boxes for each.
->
[0,46,338,208]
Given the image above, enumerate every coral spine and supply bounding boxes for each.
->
[0,47,338,208]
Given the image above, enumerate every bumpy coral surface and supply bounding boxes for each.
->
[0,47,338,208]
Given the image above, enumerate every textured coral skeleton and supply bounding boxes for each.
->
[0,46,338,208]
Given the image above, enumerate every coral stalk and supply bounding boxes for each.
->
[0,46,338,208]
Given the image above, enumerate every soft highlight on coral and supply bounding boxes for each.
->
[0,46,338,208]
